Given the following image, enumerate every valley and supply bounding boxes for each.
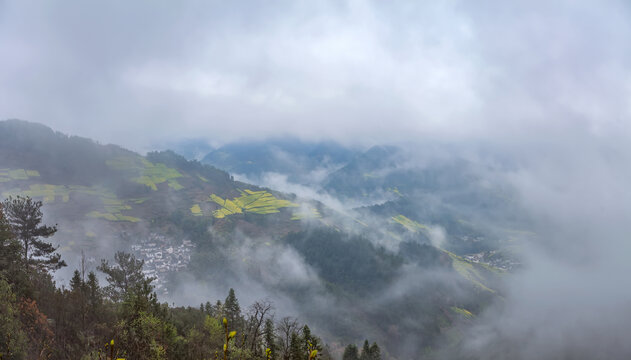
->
[0,120,522,359]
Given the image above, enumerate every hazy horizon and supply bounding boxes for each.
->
[2,1,630,153]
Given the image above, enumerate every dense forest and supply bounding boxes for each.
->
[0,195,381,360]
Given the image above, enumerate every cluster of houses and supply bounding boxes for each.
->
[131,233,195,296]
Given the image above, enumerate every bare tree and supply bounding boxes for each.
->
[276,317,300,360]
[243,299,274,357]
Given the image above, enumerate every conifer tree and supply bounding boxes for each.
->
[264,318,277,360]
[214,300,224,318]
[302,325,322,358]
[224,288,242,331]
[289,332,303,360]
[342,344,359,360]
[2,196,65,272]
[359,340,371,360]
[0,203,21,275]
[69,269,83,292]
[69,269,88,332]
[204,300,213,315]
[85,271,102,311]
[98,251,153,301]
[369,342,381,360]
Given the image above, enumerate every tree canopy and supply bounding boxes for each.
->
[2,196,65,272]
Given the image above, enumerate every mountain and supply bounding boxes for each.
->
[153,138,215,161]
[322,145,479,200]
[201,138,357,186]
[0,120,312,277]
[0,120,507,358]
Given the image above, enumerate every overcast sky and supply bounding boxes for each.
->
[1,0,630,151]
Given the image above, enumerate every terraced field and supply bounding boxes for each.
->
[290,207,322,220]
[86,211,140,222]
[2,184,141,222]
[210,189,298,218]
[387,186,403,197]
[451,306,474,318]
[2,184,76,203]
[392,214,428,232]
[106,156,183,191]
[0,168,40,182]
[86,196,140,222]
[190,204,203,216]
[444,250,498,293]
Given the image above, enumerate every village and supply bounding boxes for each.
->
[131,233,195,296]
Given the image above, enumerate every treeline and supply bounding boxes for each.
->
[0,196,381,360]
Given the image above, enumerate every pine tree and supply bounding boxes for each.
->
[0,202,21,274]
[69,269,83,292]
[204,300,212,315]
[342,344,359,360]
[214,300,224,318]
[69,269,88,332]
[224,288,242,331]
[359,340,370,360]
[2,196,65,272]
[369,342,381,360]
[289,332,303,360]
[98,251,153,301]
[85,271,102,311]
[302,325,321,358]
[0,202,12,240]
[264,318,277,360]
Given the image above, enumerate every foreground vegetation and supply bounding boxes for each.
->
[0,195,380,360]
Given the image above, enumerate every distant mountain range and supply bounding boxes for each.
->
[196,135,530,256]
[200,138,357,186]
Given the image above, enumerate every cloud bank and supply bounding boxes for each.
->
[1,0,629,151]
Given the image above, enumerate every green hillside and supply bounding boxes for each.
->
[0,120,505,359]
